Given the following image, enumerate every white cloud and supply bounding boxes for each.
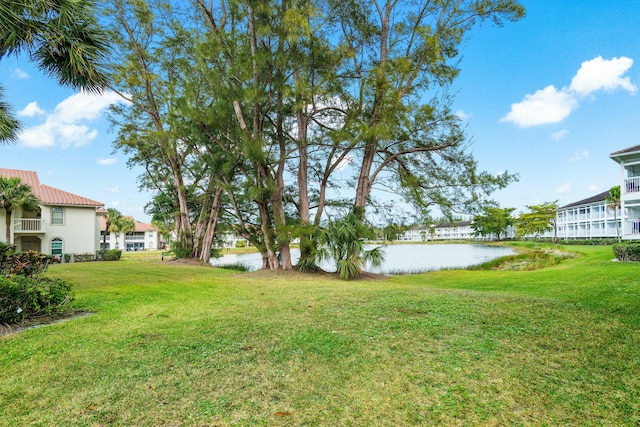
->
[19,125,56,148]
[12,68,29,79]
[107,186,120,193]
[333,154,353,171]
[569,56,637,96]
[455,109,473,121]
[588,184,600,192]
[17,102,45,117]
[569,149,589,162]
[501,85,577,127]
[502,56,636,127]
[17,90,127,148]
[550,129,569,141]
[99,157,118,166]
[53,91,123,123]
[556,182,572,194]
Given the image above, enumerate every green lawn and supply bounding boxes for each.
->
[1,245,639,426]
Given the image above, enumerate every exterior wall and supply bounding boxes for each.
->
[611,148,640,240]
[434,224,474,240]
[396,227,432,242]
[396,223,514,241]
[556,200,620,240]
[2,204,100,254]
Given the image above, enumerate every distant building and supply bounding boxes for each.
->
[397,220,514,242]
[555,191,620,240]
[0,168,103,256]
[611,144,640,239]
[98,211,160,251]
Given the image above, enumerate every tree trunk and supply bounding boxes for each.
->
[170,159,193,251]
[198,188,223,263]
[353,140,376,219]
[257,200,279,269]
[5,208,12,244]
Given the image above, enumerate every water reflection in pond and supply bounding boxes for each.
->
[210,243,515,275]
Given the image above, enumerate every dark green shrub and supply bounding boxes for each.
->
[97,249,122,261]
[0,276,74,323]
[613,244,640,261]
[169,238,192,258]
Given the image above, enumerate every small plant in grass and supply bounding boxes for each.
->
[215,262,250,272]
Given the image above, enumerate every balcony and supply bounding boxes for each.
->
[624,176,640,194]
[13,218,46,234]
[625,219,640,236]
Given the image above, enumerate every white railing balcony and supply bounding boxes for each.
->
[125,235,145,241]
[625,219,640,236]
[624,176,640,194]
[13,218,45,233]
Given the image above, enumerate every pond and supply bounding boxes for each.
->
[210,243,515,275]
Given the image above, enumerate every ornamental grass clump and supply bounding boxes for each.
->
[0,243,74,323]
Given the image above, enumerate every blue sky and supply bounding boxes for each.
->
[1,0,639,223]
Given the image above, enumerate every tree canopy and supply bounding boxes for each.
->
[471,206,515,241]
[102,0,524,270]
[0,0,109,143]
[515,201,559,242]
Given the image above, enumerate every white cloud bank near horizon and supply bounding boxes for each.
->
[501,56,637,127]
[17,91,126,148]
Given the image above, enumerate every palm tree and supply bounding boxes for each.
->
[102,208,122,249]
[0,0,109,143]
[111,216,135,250]
[606,185,621,241]
[0,177,40,243]
[318,213,385,280]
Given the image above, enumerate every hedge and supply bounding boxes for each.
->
[613,243,640,261]
[97,249,122,261]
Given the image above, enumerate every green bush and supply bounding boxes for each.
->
[235,240,247,248]
[0,276,74,323]
[97,250,122,261]
[613,243,640,261]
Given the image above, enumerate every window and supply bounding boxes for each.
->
[51,207,64,225]
[51,238,63,256]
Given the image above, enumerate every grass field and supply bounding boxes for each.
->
[1,244,639,426]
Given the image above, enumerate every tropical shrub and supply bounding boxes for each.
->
[613,243,640,261]
[0,244,74,323]
[318,213,385,280]
[0,275,74,323]
[0,245,52,277]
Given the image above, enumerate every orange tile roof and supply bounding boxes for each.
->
[0,168,103,207]
[98,214,157,232]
